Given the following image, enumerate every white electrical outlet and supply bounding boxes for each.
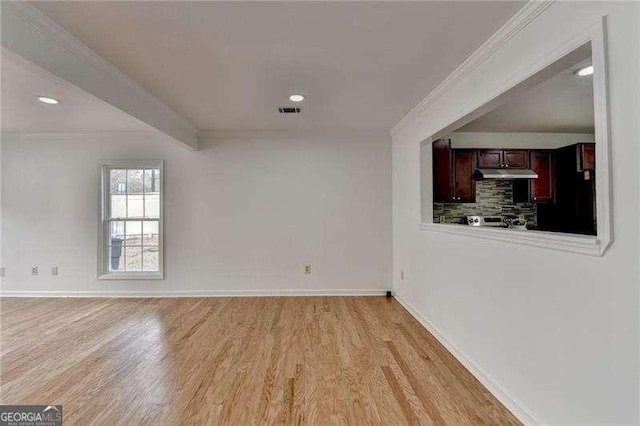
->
[304,264,312,275]
[0,267,5,277]
[52,266,58,276]
[32,266,38,275]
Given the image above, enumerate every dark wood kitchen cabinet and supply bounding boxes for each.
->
[504,150,529,169]
[452,150,476,203]
[578,143,595,171]
[432,140,476,203]
[432,139,453,203]
[529,150,554,203]
[477,149,529,169]
[477,150,503,168]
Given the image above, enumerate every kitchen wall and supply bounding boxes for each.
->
[392,2,639,424]
[1,130,392,295]
[433,180,537,225]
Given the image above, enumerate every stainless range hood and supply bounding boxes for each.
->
[476,168,538,179]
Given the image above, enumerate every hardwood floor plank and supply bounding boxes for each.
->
[386,340,447,425]
[381,365,419,425]
[0,296,520,425]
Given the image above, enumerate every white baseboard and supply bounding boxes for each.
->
[0,289,388,298]
[393,292,543,426]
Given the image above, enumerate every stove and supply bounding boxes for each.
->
[466,215,505,227]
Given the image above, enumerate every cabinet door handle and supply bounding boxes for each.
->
[505,164,509,168]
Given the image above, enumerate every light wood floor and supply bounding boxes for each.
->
[0,297,520,425]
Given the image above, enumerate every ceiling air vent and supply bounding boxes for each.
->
[278,107,301,114]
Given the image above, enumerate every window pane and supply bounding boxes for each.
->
[144,169,160,194]
[127,194,144,218]
[125,221,142,246]
[144,169,160,218]
[142,221,159,246]
[127,169,144,194]
[126,169,144,217]
[125,247,142,271]
[144,193,160,218]
[142,247,159,272]
[110,221,125,246]
[110,194,126,218]
[109,246,125,271]
[110,169,127,194]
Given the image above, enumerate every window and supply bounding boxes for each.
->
[98,161,163,279]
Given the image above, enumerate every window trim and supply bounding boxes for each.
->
[98,160,164,280]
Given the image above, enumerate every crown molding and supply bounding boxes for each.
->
[391,0,555,137]
[1,2,199,150]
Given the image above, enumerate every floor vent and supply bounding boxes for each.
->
[278,107,301,114]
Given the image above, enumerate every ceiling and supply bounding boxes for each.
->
[1,50,151,133]
[457,56,594,133]
[29,1,525,132]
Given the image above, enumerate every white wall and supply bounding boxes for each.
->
[392,2,639,425]
[1,130,392,295]
[449,131,595,149]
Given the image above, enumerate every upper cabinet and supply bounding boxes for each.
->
[578,143,595,171]
[504,150,529,169]
[433,142,565,206]
[477,150,502,168]
[432,139,453,203]
[477,149,529,169]
[432,140,476,203]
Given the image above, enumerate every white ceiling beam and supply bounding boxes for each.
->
[1,2,198,151]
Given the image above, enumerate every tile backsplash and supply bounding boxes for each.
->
[433,180,537,225]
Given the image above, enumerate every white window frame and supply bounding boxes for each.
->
[98,160,164,279]
[419,18,612,257]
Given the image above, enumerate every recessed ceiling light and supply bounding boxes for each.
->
[37,96,60,105]
[576,65,594,76]
[289,94,305,103]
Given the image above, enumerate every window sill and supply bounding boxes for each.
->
[98,272,164,280]
[419,223,607,256]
